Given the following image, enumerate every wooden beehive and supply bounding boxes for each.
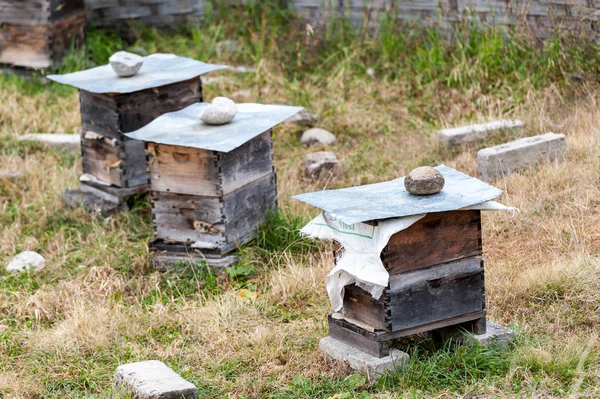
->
[329,210,486,357]
[124,102,303,268]
[47,55,227,210]
[79,80,203,189]
[0,0,86,69]
[148,131,277,267]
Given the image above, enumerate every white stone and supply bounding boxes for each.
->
[6,251,45,273]
[304,151,338,179]
[19,133,80,151]
[115,360,197,399]
[109,51,144,77]
[200,97,237,125]
[437,119,524,146]
[300,128,336,146]
[319,337,409,382]
[469,321,516,348]
[477,132,567,182]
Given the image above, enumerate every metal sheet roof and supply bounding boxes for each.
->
[47,54,227,94]
[293,165,503,224]
[124,102,303,152]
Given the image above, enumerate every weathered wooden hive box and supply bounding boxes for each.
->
[125,102,303,268]
[47,55,226,209]
[0,0,86,69]
[295,165,511,357]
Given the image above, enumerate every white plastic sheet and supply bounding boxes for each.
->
[301,201,516,311]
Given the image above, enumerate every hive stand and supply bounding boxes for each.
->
[330,210,487,358]
[0,0,86,69]
[48,55,227,215]
[148,131,277,269]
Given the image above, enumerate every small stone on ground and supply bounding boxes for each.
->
[6,251,45,273]
[115,360,197,399]
[304,151,339,179]
[300,128,336,146]
[19,133,80,151]
[62,189,125,216]
[319,336,409,383]
[470,321,516,348]
[285,109,317,127]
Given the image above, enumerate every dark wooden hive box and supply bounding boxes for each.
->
[330,210,487,356]
[79,79,203,189]
[0,0,85,69]
[148,130,277,258]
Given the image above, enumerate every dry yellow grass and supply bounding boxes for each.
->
[1,64,600,397]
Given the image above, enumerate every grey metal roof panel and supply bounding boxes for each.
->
[47,54,227,94]
[124,102,303,152]
[293,165,503,224]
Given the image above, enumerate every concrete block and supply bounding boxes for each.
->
[470,321,516,348]
[319,336,409,382]
[437,119,523,146]
[477,132,567,182]
[19,133,80,151]
[115,360,197,399]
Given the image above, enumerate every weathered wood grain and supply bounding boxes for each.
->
[123,138,147,187]
[50,0,85,21]
[328,314,390,358]
[49,11,85,64]
[219,130,274,194]
[0,0,49,25]
[382,210,482,275]
[387,256,485,331]
[151,191,226,246]
[222,172,277,246]
[81,134,125,186]
[79,91,121,139]
[147,143,221,197]
[341,284,389,331]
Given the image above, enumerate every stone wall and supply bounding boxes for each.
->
[83,0,600,39]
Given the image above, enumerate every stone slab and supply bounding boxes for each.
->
[437,119,523,146]
[477,132,567,182]
[62,189,127,216]
[319,336,409,382]
[18,133,80,151]
[114,360,197,399]
[304,151,339,179]
[470,321,516,348]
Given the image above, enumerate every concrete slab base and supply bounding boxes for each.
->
[115,360,197,399]
[319,336,409,382]
[62,189,126,216]
[470,321,516,348]
[19,133,80,151]
[152,254,240,271]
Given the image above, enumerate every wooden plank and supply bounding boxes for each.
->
[49,10,85,65]
[341,284,389,331]
[123,138,147,187]
[219,131,275,195]
[382,210,482,275]
[0,22,51,68]
[115,79,202,133]
[150,191,227,247]
[222,172,277,246]
[147,143,221,197]
[387,257,486,331]
[0,0,49,25]
[328,315,390,358]
[151,239,235,258]
[80,91,121,139]
[81,134,125,186]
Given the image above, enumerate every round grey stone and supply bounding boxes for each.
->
[6,251,45,273]
[300,128,336,146]
[200,97,237,125]
[404,166,445,195]
[109,51,144,77]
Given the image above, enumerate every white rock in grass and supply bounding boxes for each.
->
[200,97,237,125]
[6,251,45,273]
[300,128,336,146]
[109,51,144,77]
